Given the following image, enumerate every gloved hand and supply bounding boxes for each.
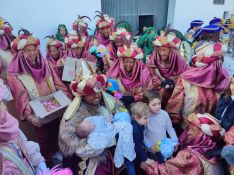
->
[36,161,49,175]
[96,56,105,72]
[161,79,174,91]
[120,95,135,107]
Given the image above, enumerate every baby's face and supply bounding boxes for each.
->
[77,120,95,138]
[83,121,95,133]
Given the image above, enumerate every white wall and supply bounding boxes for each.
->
[172,0,234,33]
[1,0,101,56]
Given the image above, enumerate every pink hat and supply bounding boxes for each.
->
[95,11,114,29]
[153,33,181,49]
[64,30,86,48]
[117,35,143,59]
[45,35,64,48]
[109,28,131,41]
[0,17,13,36]
[11,28,40,51]
[70,74,107,96]
[72,15,91,30]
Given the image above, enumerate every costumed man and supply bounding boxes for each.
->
[89,22,131,74]
[142,113,225,175]
[63,27,96,63]
[182,29,229,93]
[185,20,204,43]
[0,80,49,175]
[148,32,187,108]
[210,17,222,26]
[0,17,15,81]
[45,35,65,76]
[7,29,72,166]
[106,24,131,70]
[91,11,114,47]
[166,25,228,125]
[167,29,193,62]
[72,15,91,44]
[107,35,155,107]
[59,59,125,175]
[55,24,68,42]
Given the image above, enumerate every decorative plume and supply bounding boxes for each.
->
[120,35,131,48]
[94,11,105,20]
[0,17,7,22]
[44,35,55,40]
[78,15,91,21]
[0,17,12,28]
[77,21,91,30]
[18,27,32,36]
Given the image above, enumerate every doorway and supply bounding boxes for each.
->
[139,15,154,34]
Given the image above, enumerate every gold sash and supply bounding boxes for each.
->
[182,79,198,117]
[17,74,55,100]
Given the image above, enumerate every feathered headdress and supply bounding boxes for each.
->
[117,34,143,59]
[152,30,181,49]
[72,14,91,30]
[0,17,13,36]
[11,28,40,51]
[109,21,131,41]
[45,35,64,48]
[64,26,88,48]
[95,11,114,29]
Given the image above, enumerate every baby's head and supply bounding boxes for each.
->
[143,90,162,114]
[76,120,95,138]
[131,102,150,126]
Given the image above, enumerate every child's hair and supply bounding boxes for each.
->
[143,90,162,104]
[131,102,150,118]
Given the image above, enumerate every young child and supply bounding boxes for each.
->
[143,90,178,163]
[131,102,154,173]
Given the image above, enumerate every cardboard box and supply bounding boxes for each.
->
[62,57,97,82]
[29,90,71,125]
[62,57,77,82]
